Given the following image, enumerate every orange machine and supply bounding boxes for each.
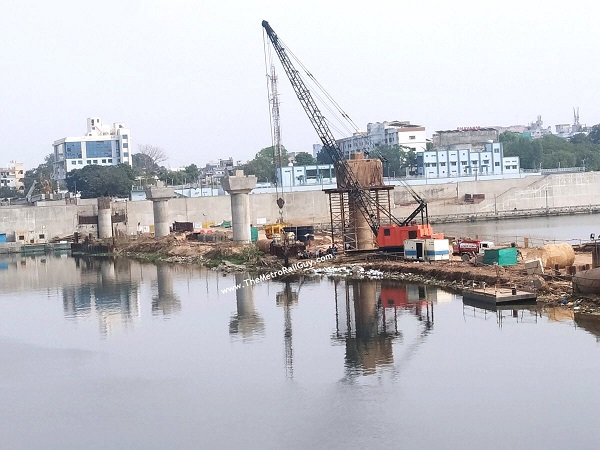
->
[377,224,444,251]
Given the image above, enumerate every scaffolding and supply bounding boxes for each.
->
[326,186,394,251]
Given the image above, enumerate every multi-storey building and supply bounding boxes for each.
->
[202,157,234,184]
[52,117,131,183]
[417,142,520,178]
[336,121,427,159]
[0,161,25,192]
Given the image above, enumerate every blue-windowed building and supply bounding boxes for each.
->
[52,117,132,184]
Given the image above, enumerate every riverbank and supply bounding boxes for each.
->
[112,235,600,314]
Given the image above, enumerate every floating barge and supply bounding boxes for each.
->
[462,286,537,305]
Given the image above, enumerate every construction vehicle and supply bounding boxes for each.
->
[262,21,439,251]
[452,238,495,257]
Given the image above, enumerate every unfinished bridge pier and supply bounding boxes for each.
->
[97,197,113,239]
[222,170,257,243]
[145,184,175,237]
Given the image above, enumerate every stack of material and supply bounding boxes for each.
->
[525,243,575,269]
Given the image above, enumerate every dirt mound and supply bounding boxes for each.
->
[524,243,575,268]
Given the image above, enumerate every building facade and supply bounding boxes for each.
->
[336,121,427,159]
[276,164,336,188]
[0,161,25,192]
[417,142,520,179]
[52,117,132,183]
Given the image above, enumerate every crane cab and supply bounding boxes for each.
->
[377,224,443,252]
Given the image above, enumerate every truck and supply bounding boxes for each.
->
[452,239,494,256]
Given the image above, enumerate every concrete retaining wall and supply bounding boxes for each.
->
[0,172,598,239]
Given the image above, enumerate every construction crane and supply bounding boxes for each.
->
[262,20,434,250]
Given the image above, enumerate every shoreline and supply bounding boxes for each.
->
[113,242,600,314]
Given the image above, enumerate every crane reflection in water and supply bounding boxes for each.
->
[332,279,436,377]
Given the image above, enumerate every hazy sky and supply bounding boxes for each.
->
[2,0,598,170]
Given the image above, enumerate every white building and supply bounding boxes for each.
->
[52,117,132,183]
[276,164,336,188]
[0,161,25,192]
[337,121,427,159]
[417,142,520,179]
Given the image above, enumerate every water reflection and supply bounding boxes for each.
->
[276,281,299,379]
[462,298,541,327]
[333,280,435,376]
[574,312,600,341]
[152,264,181,316]
[63,257,141,335]
[229,273,265,340]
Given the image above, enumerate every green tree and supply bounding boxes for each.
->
[22,153,57,195]
[241,145,288,183]
[157,168,187,185]
[184,164,200,182]
[0,187,23,199]
[294,152,316,165]
[66,164,136,198]
[316,147,334,164]
[588,124,600,145]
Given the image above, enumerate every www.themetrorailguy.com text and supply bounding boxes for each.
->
[220,254,334,294]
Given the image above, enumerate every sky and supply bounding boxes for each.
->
[2,0,599,171]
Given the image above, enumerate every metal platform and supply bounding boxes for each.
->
[462,287,537,305]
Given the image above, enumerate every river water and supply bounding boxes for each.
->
[2,217,600,449]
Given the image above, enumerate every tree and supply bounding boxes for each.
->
[23,153,57,195]
[184,164,200,182]
[316,147,334,164]
[294,152,316,166]
[66,164,136,198]
[588,124,600,145]
[132,152,160,176]
[136,144,167,175]
[240,145,288,183]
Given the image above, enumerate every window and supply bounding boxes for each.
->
[409,135,416,140]
[384,228,391,236]
[495,162,500,166]
[87,160,91,164]
[124,151,129,157]
[472,161,478,165]
[122,134,128,139]
[494,148,500,153]
[451,161,457,166]
[93,159,98,164]
[123,143,128,148]
[86,140,112,158]
[483,160,489,165]
[65,142,82,159]
[78,160,83,164]
[39,234,45,240]
[461,161,467,165]
[440,162,446,167]
[108,159,112,163]
[71,161,77,165]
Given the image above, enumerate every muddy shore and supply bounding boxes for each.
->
[111,235,600,314]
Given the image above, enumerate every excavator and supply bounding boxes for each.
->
[262,21,440,251]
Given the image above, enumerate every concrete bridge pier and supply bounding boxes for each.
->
[222,170,257,243]
[144,184,175,237]
[97,197,113,239]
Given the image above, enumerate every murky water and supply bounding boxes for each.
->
[1,253,600,449]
